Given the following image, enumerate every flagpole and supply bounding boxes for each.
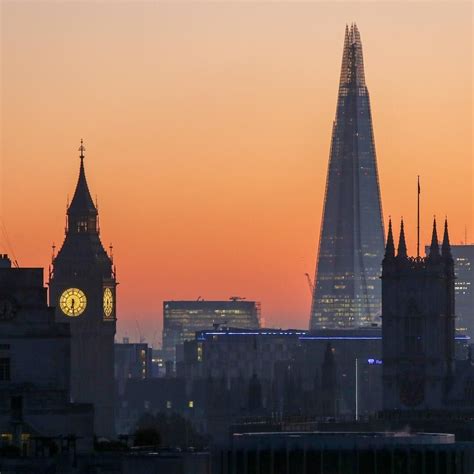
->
[417,176,420,258]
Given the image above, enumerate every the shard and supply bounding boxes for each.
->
[310,24,385,329]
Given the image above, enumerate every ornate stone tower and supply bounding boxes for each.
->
[49,141,116,436]
[382,218,455,411]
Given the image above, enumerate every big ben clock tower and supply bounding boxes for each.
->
[49,141,116,437]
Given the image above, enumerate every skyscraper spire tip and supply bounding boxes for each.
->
[79,139,86,162]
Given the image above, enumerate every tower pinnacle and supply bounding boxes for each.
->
[429,217,440,258]
[397,219,407,258]
[442,218,452,260]
[385,218,395,259]
[68,140,97,220]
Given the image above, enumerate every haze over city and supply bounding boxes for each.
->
[1,1,472,342]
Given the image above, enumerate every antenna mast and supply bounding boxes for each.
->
[417,176,420,258]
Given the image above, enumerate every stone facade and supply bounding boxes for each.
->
[382,219,456,411]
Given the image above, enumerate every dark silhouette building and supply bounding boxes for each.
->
[320,342,340,418]
[382,218,456,410]
[222,432,471,474]
[0,255,94,454]
[310,24,385,330]
[49,141,117,436]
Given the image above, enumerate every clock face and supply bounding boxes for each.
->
[59,288,87,317]
[103,288,114,319]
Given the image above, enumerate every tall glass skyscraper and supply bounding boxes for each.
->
[310,24,385,330]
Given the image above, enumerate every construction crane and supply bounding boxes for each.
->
[135,319,145,344]
[304,273,314,296]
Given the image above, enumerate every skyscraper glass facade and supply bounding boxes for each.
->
[310,25,385,329]
[162,300,261,363]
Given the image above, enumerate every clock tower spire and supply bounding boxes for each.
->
[49,140,117,437]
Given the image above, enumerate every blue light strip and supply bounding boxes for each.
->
[299,336,380,340]
[198,331,307,337]
[196,332,470,341]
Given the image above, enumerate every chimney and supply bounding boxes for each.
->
[0,255,12,268]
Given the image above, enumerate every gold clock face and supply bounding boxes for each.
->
[59,288,87,317]
[103,288,114,319]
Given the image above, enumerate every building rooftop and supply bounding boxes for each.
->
[195,327,469,342]
[232,431,456,448]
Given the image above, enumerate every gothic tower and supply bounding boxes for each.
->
[310,24,385,329]
[49,141,116,436]
[382,218,455,411]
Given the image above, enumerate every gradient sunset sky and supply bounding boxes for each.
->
[1,1,472,345]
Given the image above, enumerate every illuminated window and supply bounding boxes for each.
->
[197,344,203,362]
[166,401,172,409]
[0,358,10,381]
[0,433,12,444]
[188,400,194,408]
[77,221,88,233]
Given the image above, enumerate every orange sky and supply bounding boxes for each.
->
[1,2,472,345]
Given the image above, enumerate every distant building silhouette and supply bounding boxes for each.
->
[49,141,116,436]
[182,327,390,420]
[452,244,474,338]
[310,24,385,330]
[320,342,340,417]
[425,243,474,339]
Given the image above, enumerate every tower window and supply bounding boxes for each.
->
[0,358,10,381]
[77,221,88,233]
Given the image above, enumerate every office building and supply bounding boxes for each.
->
[310,24,385,330]
[162,299,260,363]
[115,339,152,394]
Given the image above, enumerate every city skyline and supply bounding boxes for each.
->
[1,2,472,340]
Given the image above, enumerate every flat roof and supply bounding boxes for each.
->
[164,300,258,309]
[195,328,470,342]
[232,431,456,448]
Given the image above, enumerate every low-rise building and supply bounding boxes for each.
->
[220,431,472,474]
